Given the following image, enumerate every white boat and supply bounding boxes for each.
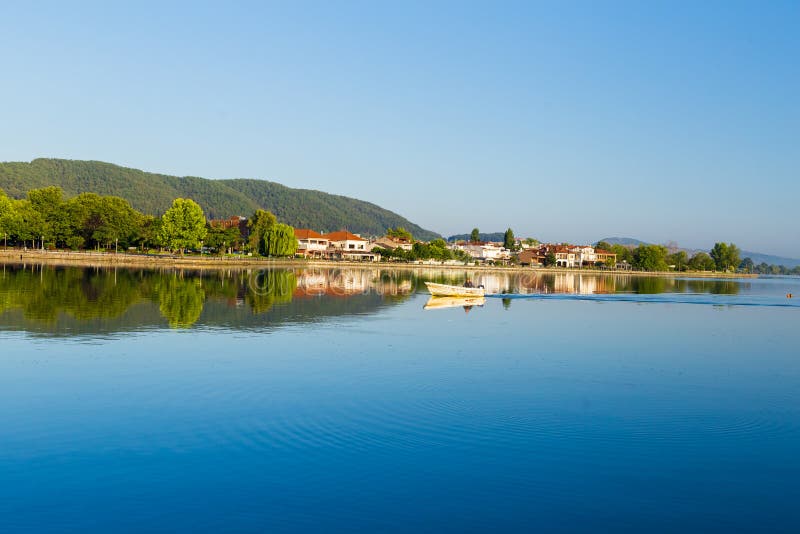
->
[424,282,485,297]
[423,296,486,310]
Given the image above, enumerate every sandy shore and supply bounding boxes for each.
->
[0,249,758,279]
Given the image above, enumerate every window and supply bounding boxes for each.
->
[349,244,355,249]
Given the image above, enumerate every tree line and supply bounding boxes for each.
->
[593,241,800,274]
[0,186,296,257]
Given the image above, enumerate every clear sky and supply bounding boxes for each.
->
[1,1,797,256]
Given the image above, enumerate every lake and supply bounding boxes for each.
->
[1,264,799,532]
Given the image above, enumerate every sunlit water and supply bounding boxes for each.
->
[1,265,799,532]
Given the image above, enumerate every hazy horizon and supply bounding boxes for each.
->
[1,2,797,256]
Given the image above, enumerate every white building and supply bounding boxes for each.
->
[294,229,330,257]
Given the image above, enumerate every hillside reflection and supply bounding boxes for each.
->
[0,264,746,335]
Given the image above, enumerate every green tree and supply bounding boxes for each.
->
[595,241,612,251]
[688,252,715,271]
[543,252,557,267]
[387,227,413,241]
[248,209,277,254]
[503,228,515,250]
[160,198,207,253]
[0,189,14,244]
[263,223,298,257]
[66,193,144,250]
[470,228,480,243]
[739,257,754,273]
[138,215,164,250]
[710,242,741,271]
[632,244,668,271]
[666,251,689,272]
[12,199,46,248]
[610,244,633,264]
[27,186,66,246]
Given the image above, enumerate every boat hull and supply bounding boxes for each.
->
[424,282,485,297]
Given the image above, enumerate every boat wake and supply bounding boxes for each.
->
[486,293,800,308]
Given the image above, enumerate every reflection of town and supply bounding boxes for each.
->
[413,269,743,296]
[294,269,413,297]
[464,272,616,295]
[0,264,744,334]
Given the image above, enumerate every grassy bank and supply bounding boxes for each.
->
[0,249,758,278]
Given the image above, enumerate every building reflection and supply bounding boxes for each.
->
[0,264,746,333]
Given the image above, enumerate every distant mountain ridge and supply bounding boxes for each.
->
[598,237,800,268]
[0,158,440,240]
[447,232,507,243]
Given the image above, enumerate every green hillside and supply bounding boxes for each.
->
[0,158,439,239]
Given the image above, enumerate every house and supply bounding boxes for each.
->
[294,229,330,258]
[528,244,617,268]
[518,249,542,267]
[370,236,414,252]
[323,231,380,262]
[451,241,512,263]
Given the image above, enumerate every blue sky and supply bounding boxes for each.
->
[1,1,797,256]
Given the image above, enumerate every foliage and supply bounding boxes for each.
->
[470,228,480,243]
[503,228,515,250]
[610,244,633,264]
[160,198,207,253]
[739,257,754,273]
[264,223,297,257]
[688,252,715,271]
[247,209,297,257]
[666,251,689,272]
[543,252,557,267]
[205,224,241,254]
[632,244,669,271]
[247,209,277,252]
[378,238,464,263]
[387,227,413,241]
[710,242,741,272]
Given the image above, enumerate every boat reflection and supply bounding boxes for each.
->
[423,296,486,312]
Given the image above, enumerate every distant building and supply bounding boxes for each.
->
[450,242,511,262]
[323,231,380,261]
[209,216,249,239]
[519,244,617,268]
[371,236,414,252]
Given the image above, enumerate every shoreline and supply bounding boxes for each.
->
[0,249,759,279]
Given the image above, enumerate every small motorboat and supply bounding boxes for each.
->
[423,296,486,310]
[424,282,485,297]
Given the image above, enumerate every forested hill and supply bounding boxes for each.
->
[0,158,439,240]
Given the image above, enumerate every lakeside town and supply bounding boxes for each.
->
[0,187,793,275]
[209,214,762,274]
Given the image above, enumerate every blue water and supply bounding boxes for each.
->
[1,268,799,532]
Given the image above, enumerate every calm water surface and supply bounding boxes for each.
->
[1,265,799,532]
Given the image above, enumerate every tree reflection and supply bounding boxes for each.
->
[155,273,206,328]
[246,270,296,314]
